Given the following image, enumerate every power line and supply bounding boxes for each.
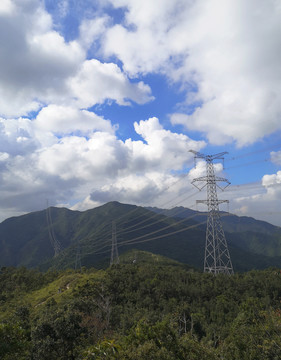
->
[68,197,199,260]
[115,173,191,227]
[225,158,270,170]
[77,210,234,260]
[116,190,199,236]
[86,177,280,250]
[78,188,200,251]
[63,145,281,254]
[75,175,195,250]
[82,208,213,257]
[47,143,281,266]
[46,203,63,258]
[90,216,214,256]
[110,221,119,266]
[190,150,234,275]
[226,141,281,161]
[64,183,277,261]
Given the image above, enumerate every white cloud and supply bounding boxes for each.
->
[0,117,38,156]
[103,0,185,75]
[227,173,281,227]
[90,173,164,205]
[79,16,109,50]
[36,132,128,182]
[57,0,69,18]
[0,0,279,228]
[70,195,100,212]
[36,117,203,182]
[0,0,154,117]
[270,151,281,165]
[0,115,205,221]
[68,59,154,108]
[0,1,190,222]
[0,0,15,14]
[34,105,114,135]
[0,0,84,116]
[263,171,281,193]
[126,117,205,172]
[103,0,281,146]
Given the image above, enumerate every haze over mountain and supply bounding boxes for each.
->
[0,201,281,272]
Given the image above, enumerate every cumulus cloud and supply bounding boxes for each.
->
[104,0,281,146]
[227,172,281,227]
[36,132,129,182]
[0,1,171,220]
[0,0,15,14]
[34,105,114,135]
[68,59,154,108]
[79,16,110,50]
[0,115,205,220]
[0,0,153,117]
[0,0,84,116]
[263,171,281,192]
[126,117,205,172]
[103,0,184,75]
[0,0,279,227]
[90,173,164,205]
[0,149,80,217]
[36,117,204,183]
[0,117,38,156]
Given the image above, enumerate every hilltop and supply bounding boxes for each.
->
[0,261,281,359]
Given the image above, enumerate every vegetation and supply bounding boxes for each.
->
[0,201,281,272]
[1,257,281,359]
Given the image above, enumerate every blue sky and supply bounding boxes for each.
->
[0,0,280,226]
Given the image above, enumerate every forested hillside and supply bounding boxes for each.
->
[0,257,281,359]
[0,201,281,272]
[149,206,281,257]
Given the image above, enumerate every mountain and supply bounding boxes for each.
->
[147,206,281,258]
[150,206,281,236]
[0,201,281,272]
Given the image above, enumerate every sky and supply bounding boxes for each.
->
[0,0,280,226]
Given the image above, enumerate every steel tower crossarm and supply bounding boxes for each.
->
[190,151,234,275]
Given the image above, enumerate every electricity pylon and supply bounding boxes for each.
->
[46,202,62,257]
[75,241,82,271]
[189,151,234,275]
[110,221,119,266]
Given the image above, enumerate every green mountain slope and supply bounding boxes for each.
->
[0,201,281,272]
[148,206,281,257]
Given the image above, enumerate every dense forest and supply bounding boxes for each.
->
[1,253,281,359]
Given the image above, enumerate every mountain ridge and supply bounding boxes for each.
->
[0,201,280,272]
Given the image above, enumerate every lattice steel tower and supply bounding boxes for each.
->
[46,204,62,258]
[75,241,82,271]
[110,221,119,266]
[190,151,234,275]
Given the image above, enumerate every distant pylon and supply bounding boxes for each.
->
[189,151,234,275]
[46,201,62,258]
[75,241,82,271]
[110,221,119,266]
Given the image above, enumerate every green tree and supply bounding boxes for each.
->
[222,298,281,360]
[31,310,84,360]
[0,322,30,359]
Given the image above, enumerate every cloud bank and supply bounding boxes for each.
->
[103,0,281,147]
[0,0,279,226]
